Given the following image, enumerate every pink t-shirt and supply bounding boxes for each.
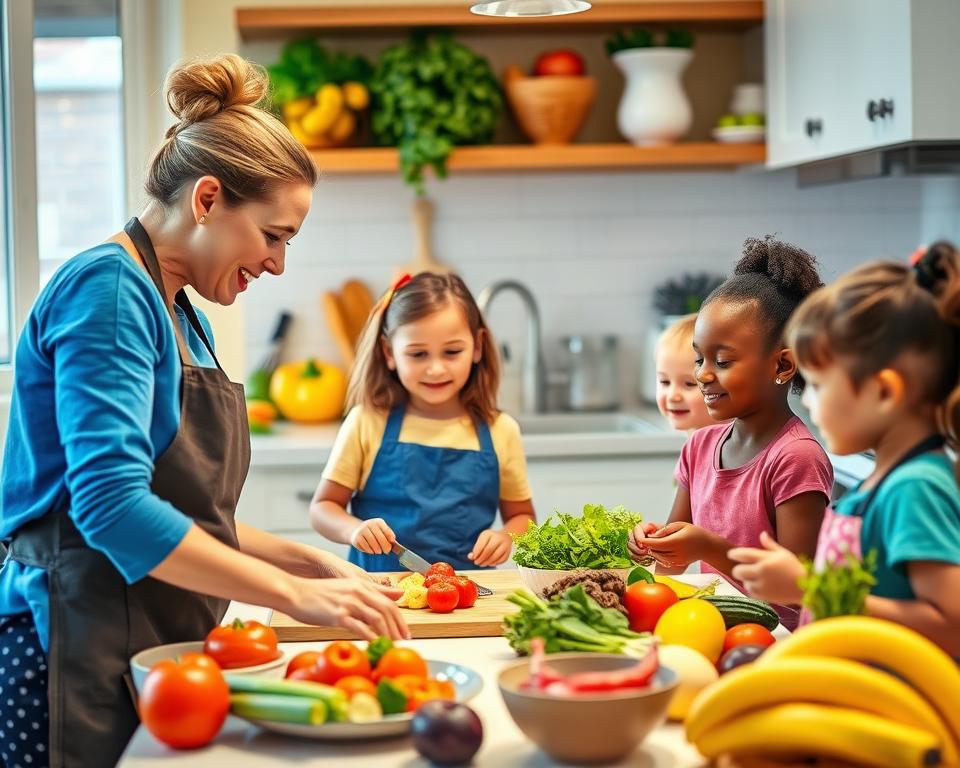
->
[675,415,833,629]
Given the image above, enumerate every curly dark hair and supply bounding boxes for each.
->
[703,235,823,393]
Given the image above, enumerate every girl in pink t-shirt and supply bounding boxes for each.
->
[629,236,833,628]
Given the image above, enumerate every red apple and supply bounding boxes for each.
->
[533,49,586,77]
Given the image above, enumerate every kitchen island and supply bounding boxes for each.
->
[120,575,744,767]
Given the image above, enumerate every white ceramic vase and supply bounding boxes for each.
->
[613,48,693,146]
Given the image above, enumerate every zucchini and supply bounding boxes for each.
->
[231,693,327,725]
[702,595,780,631]
[225,675,349,722]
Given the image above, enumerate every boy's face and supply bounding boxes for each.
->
[656,341,715,432]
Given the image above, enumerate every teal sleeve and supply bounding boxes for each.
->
[880,466,960,569]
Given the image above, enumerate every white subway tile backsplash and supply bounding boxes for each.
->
[244,168,945,401]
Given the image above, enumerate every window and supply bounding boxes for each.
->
[34,0,124,286]
[0,5,10,364]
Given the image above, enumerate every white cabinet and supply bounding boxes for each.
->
[525,456,677,528]
[765,0,958,168]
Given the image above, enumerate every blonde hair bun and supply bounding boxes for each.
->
[164,54,269,129]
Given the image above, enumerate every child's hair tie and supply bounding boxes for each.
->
[912,245,948,292]
[384,273,412,309]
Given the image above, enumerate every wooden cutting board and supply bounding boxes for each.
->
[270,570,523,641]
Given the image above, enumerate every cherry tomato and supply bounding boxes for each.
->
[203,619,281,669]
[450,576,478,609]
[335,675,378,699]
[287,653,337,685]
[375,647,429,680]
[426,582,459,614]
[425,562,456,579]
[623,582,679,633]
[410,678,457,711]
[323,641,372,683]
[722,623,776,654]
[424,573,453,589]
[285,651,321,678]
[139,653,229,749]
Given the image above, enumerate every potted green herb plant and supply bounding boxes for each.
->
[370,31,503,194]
[606,28,695,145]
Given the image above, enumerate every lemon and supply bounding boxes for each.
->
[655,598,726,663]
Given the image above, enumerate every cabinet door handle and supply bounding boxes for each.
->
[805,118,823,137]
[867,100,881,121]
[296,490,315,503]
[880,98,895,118]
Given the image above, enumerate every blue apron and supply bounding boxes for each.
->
[348,407,500,572]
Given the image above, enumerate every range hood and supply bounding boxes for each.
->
[797,142,960,187]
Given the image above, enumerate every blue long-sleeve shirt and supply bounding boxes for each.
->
[0,243,218,650]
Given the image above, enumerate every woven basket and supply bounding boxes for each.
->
[506,75,596,144]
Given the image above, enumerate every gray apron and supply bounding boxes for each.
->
[6,217,250,767]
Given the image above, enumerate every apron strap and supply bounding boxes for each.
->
[383,406,405,443]
[120,217,224,373]
[475,417,495,453]
[852,433,945,517]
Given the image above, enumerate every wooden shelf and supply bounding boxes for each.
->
[237,2,763,38]
[308,142,765,174]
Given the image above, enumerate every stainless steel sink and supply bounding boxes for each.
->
[516,412,659,436]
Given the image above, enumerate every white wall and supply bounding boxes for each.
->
[241,169,932,405]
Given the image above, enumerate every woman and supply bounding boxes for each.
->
[0,54,408,767]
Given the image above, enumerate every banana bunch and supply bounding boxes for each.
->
[685,616,960,767]
[284,81,370,149]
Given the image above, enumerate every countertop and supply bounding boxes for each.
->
[120,574,742,767]
[249,407,687,468]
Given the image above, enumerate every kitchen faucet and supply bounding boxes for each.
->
[477,280,547,413]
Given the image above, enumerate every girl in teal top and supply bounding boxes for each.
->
[729,242,960,656]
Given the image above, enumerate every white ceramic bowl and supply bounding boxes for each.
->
[711,125,766,144]
[130,641,286,696]
[517,566,633,597]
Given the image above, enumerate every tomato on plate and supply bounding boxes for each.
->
[450,576,478,609]
[139,652,229,749]
[286,652,338,685]
[722,623,776,654]
[410,678,457,711]
[426,582,459,614]
[285,651,321,678]
[335,675,378,699]
[203,619,281,669]
[623,582,678,633]
[324,641,372,683]
[375,647,428,680]
[425,562,456,579]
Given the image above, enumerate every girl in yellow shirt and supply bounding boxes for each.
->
[309,272,536,571]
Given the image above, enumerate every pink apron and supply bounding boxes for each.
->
[799,435,944,626]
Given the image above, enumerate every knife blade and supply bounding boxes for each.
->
[391,542,493,596]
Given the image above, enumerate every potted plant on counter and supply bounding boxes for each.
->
[607,28,695,146]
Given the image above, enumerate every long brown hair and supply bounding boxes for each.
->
[146,54,317,206]
[347,272,501,424]
[786,241,960,469]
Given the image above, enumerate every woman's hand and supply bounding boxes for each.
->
[349,517,396,555]
[468,530,512,567]
[283,577,410,641]
[729,531,805,605]
[313,550,380,582]
[632,522,713,569]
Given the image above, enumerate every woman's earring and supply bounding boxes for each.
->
[775,377,783,385]
[199,214,207,224]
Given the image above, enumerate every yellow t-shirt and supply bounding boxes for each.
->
[322,406,532,502]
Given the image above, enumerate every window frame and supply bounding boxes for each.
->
[0,0,39,391]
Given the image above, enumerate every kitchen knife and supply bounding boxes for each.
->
[391,542,493,597]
